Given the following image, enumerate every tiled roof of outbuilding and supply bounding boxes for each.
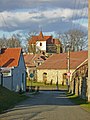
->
[37,51,88,69]
[24,53,47,67]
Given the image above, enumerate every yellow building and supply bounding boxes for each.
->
[37,51,88,85]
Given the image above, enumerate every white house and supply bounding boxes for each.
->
[36,41,46,53]
[0,48,26,92]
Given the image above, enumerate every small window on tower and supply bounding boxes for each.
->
[40,42,42,46]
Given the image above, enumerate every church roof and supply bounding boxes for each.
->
[28,31,52,44]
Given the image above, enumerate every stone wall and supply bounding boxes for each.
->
[71,76,88,99]
[46,44,57,53]
[37,69,74,85]
[46,44,62,53]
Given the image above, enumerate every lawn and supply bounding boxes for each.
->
[26,80,68,89]
[67,93,90,112]
[81,104,90,112]
[0,86,28,113]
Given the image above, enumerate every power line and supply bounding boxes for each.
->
[71,0,88,32]
[0,13,12,38]
[71,0,79,30]
[77,0,88,30]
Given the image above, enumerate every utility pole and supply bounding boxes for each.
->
[56,71,59,90]
[88,0,90,102]
[67,47,70,91]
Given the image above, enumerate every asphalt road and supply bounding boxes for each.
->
[0,90,90,120]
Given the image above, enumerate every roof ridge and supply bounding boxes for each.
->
[37,51,88,69]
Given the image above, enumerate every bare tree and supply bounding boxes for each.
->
[59,29,87,52]
[6,36,21,48]
[27,31,40,54]
[0,35,21,48]
[0,39,6,48]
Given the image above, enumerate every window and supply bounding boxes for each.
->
[38,62,40,66]
[2,69,11,76]
[63,73,67,79]
[43,72,47,84]
[40,42,42,46]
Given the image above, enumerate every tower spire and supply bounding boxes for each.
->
[39,31,43,38]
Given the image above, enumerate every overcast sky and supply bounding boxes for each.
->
[0,0,88,37]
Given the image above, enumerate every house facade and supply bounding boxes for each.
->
[24,53,47,85]
[37,51,88,85]
[28,31,62,54]
[0,48,26,92]
[37,69,75,85]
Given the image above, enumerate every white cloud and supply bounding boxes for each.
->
[0,7,87,27]
[73,18,88,28]
[0,0,88,35]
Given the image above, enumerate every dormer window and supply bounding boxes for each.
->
[40,42,42,46]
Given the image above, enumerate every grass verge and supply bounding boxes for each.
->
[27,80,67,89]
[0,86,28,113]
[67,93,90,112]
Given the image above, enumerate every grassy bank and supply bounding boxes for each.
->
[67,93,90,112]
[0,86,28,113]
[27,80,67,89]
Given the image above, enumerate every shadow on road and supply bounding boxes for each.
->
[1,90,90,120]
[13,90,75,110]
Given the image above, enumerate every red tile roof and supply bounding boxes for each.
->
[53,39,61,45]
[24,53,46,67]
[0,48,21,67]
[24,54,35,67]
[38,51,88,69]
[28,31,52,44]
[46,38,61,45]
